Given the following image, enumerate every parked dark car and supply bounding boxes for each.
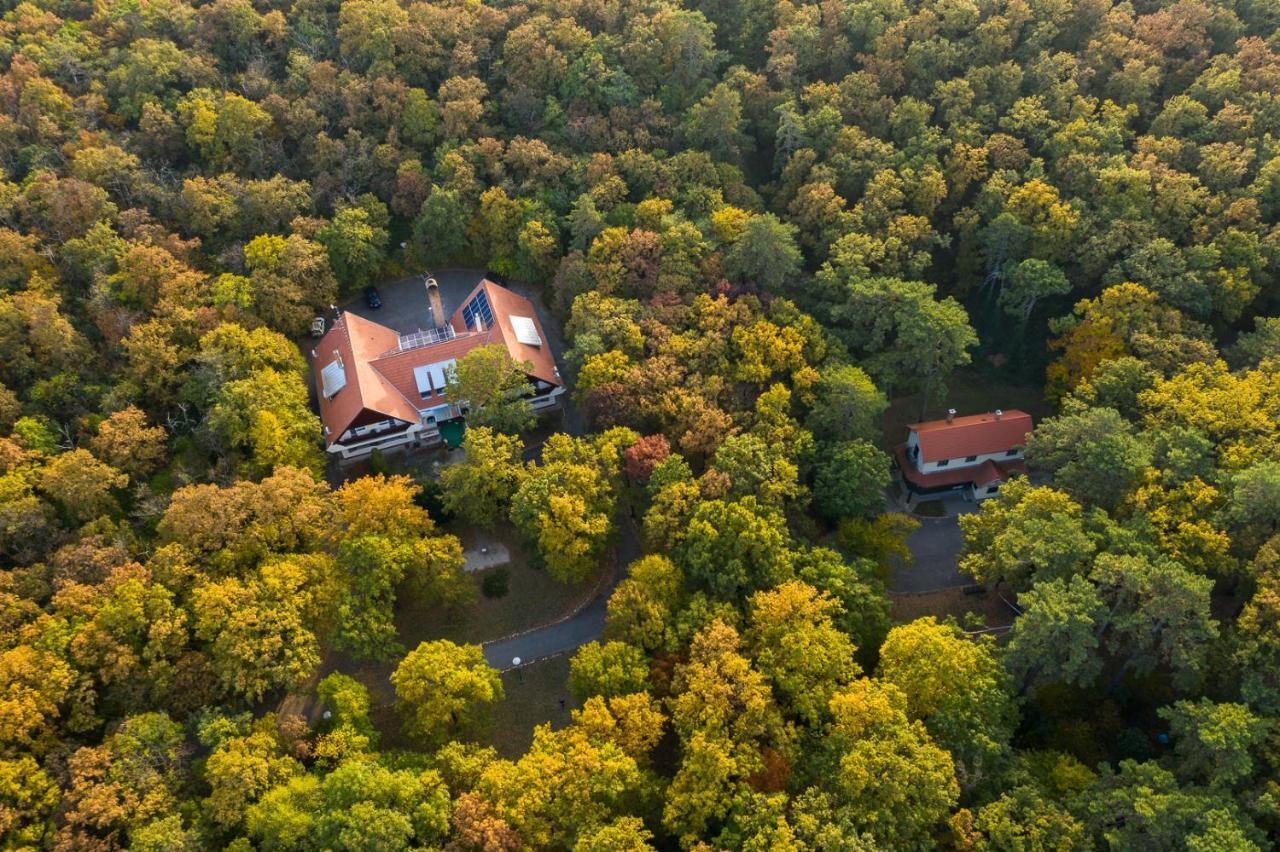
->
[363,286,382,309]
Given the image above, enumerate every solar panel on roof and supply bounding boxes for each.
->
[320,360,347,397]
[511,315,541,346]
[461,290,494,330]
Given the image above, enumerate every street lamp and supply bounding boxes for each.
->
[512,656,523,683]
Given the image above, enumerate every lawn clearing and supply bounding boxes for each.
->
[315,525,598,750]
[483,654,580,758]
[395,524,596,648]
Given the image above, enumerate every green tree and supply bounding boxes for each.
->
[818,679,960,850]
[1082,761,1265,850]
[510,434,618,584]
[747,581,860,725]
[724,214,802,291]
[440,427,526,528]
[446,344,536,434]
[605,555,686,652]
[1025,406,1152,509]
[972,785,1087,851]
[207,368,324,477]
[807,365,888,443]
[877,618,1017,793]
[414,187,469,264]
[392,640,504,744]
[1158,699,1267,789]
[674,497,794,599]
[822,277,977,413]
[813,439,891,520]
[1004,575,1106,692]
[998,258,1071,321]
[569,641,651,701]
[959,479,1096,588]
[317,205,388,291]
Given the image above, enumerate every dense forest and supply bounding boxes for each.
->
[2,0,1280,847]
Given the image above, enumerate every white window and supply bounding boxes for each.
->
[414,359,457,399]
[351,419,395,437]
[321,360,347,397]
[413,365,432,399]
[511,315,541,346]
[936,458,950,468]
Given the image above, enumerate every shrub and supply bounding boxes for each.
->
[481,568,509,598]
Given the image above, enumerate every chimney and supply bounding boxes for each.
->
[425,277,444,328]
[994,409,1003,420]
[946,408,956,423]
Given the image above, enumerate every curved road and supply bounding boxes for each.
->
[483,514,640,670]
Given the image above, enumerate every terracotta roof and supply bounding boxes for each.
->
[894,444,1027,490]
[371,332,497,408]
[908,410,1033,463]
[311,280,562,446]
[468,280,560,386]
[314,313,420,440]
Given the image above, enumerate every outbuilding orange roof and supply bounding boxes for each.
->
[894,444,1027,490]
[908,410,1033,463]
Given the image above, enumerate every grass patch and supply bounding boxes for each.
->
[363,654,580,758]
[483,655,579,758]
[396,526,594,648]
[318,526,596,750]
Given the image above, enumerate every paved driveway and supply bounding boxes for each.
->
[893,498,978,593]
[343,269,492,335]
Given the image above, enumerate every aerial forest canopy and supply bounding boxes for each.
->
[2,0,1280,848]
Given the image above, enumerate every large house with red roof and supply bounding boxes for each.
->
[311,279,564,459]
[894,409,1033,501]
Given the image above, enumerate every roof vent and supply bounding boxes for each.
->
[946,408,956,423]
[994,409,1003,420]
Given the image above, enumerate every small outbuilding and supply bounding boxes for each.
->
[894,408,1033,501]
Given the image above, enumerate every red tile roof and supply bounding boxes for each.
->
[908,410,1033,463]
[894,444,1027,490]
[472,280,560,386]
[311,280,561,445]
